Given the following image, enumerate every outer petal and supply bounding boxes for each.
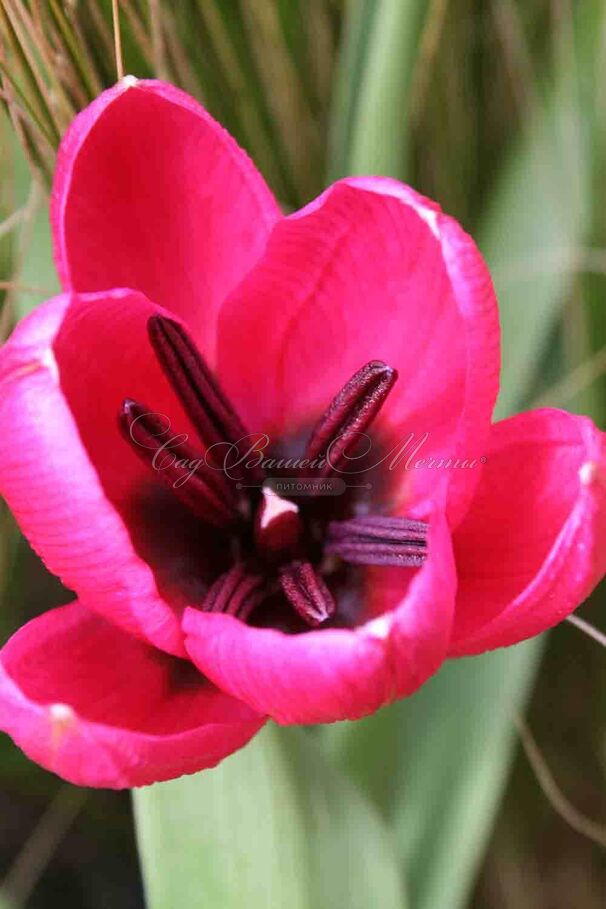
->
[52,78,280,358]
[183,509,456,725]
[449,409,606,655]
[217,176,499,524]
[0,292,223,657]
[0,603,264,789]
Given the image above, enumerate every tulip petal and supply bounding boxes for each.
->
[0,292,229,657]
[183,509,455,724]
[449,409,606,655]
[52,78,280,358]
[217,177,499,524]
[0,603,265,788]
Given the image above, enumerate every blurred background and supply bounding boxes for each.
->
[0,1,605,907]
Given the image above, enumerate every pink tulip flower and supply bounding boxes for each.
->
[1,79,604,787]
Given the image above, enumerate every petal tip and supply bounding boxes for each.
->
[579,460,602,488]
[120,74,139,90]
[49,702,76,749]
[363,614,392,640]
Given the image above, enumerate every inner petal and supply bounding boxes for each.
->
[53,290,226,608]
[216,180,470,517]
[53,80,280,358]
[0,603,246,735]
[450,411,589,648]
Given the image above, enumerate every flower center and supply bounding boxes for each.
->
[119,316,428,628]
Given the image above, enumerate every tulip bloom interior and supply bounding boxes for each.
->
[0,77,605,789]
[120,313,428,628]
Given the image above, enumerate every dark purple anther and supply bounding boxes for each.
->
[325,515,428,567]
[279,561,336,626]
[120,337,428,630]
[303,360,397,479]
[148,316,264,482]
[119,398,242,529]
[202,563,268,621]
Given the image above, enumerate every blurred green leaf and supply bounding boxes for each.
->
[327,644,543,909]
[489,4,598,418]
[394,643,543,908]
[274,0,328,119]
[201,0,300,205]
[8,131,57,320]
[11,203,57,319]
[486,101,589,418]
[327,0,375,180]
[134,725,405,909]
[329,0,425,179]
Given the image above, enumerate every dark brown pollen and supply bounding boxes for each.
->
[119,398,241,529]
[279,561,336,626]
[148,315,264,483]
[325,516,428,567]
[202,563,268,621]
[303,360,397,479]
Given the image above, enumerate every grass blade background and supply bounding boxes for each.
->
[134,725,406,909]
[7,130,57,320]
[328,0,426,179]
[401,644,541,909]
[486,83,589,419]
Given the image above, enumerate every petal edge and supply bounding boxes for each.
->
[450,409,606,655]
[0,603,264,789]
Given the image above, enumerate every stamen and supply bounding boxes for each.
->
[303,361,397,478]
[325,516,428,567]
[255,485,302,562]
[202,563,268,621]
[121,328,427,633]
[119,398,241,529]
[148,316,263,480]
[279,561,336,627]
